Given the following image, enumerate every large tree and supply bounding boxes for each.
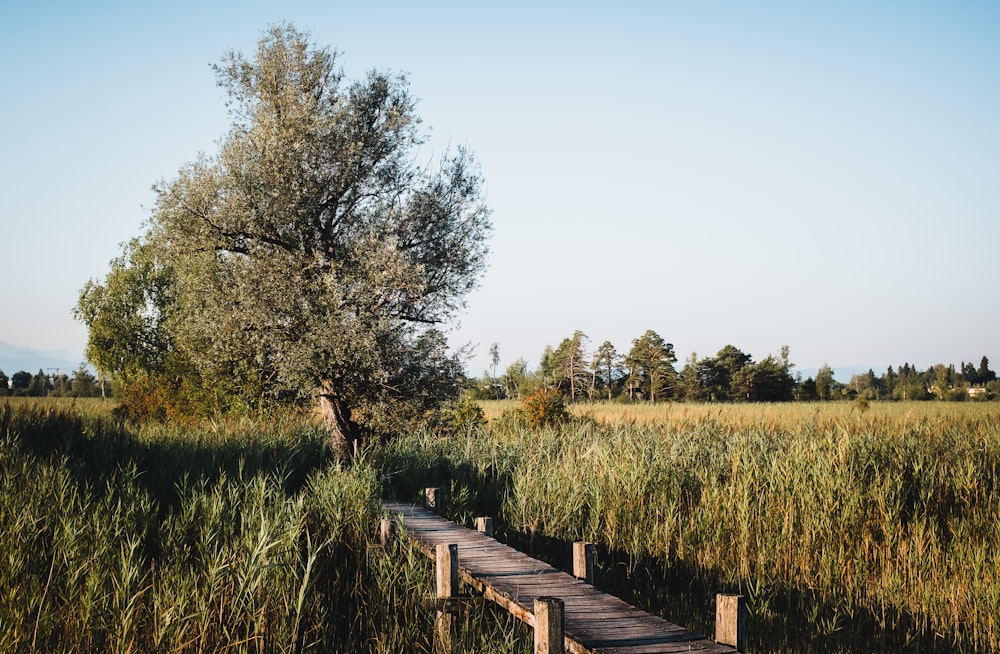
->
[551,331,589,400]
[76,25,491,456]
[625,330,677,403]
[591,340,621,401]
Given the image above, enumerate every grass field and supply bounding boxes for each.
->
[4,397,999,652]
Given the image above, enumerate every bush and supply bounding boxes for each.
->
[521,388,569,429]
[448,395,487,432]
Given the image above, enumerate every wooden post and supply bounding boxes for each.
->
[715,593,746,652]
[436,544,459,598]
[533,596,564,654]
[572,541,594,584]
[378,518,396,546]
[425,487,442,513]
[476,516,494,537]
[434,543,459,653]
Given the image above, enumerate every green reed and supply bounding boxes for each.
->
[0,402,531,653]
[381,402,1000,653]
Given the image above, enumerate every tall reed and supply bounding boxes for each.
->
[0,401,530,652]
[384,401,1000,652]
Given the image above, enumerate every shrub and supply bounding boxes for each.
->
[521,388,569,428]
[448,395,487,432]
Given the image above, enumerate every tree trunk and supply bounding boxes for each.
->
[319,383,361,460]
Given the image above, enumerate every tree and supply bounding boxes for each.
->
[551,331,589,400]
[51,373,72,397]
[881,366,897,397]
[591,341,621,401]
[501,358,530,400]
[0,370,8,397]
[75,25,491,457]
[10,370,31,396]
[71,364,99,397]
[625,330,677,402]
[799,377,818,401]
[28,369,51,397]
[815,364,835,401]
[736,355,795,402]
[715,345,752,400]
[850,369,880,400]
[978,356,996,384]
[74,238,175,387]
[677,353,703,402]
[961,361,978,385]
[894,363,929,401]
[488,343,501,399]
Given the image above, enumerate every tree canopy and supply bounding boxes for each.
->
[76,24,491,455]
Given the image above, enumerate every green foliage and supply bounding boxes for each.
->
[382,402,1000,653]
[73,239,174,386]
[592,341,622,401]
[23,369,50,397]
[75,24,490,451]
[624,330,677,402]
[0,401,531,652]
[550,330,590,400]
[447,394,487,432]
[521,388,569,428]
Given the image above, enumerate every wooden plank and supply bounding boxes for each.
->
[385,503,738,654]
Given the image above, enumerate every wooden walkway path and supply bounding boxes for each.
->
[385,502,737,654]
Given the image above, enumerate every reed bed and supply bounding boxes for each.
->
[0,401,530,653]
[7,396,997,651]
[383,401,1000,653]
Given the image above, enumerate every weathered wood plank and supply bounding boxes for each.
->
[385,503,738,654]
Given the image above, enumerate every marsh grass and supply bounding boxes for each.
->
[0,401,531,652]
[7,396,998,652]
[387,401,1000,653]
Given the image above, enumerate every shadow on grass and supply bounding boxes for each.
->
[371,441,981,654]
[493,524,974,653]
[0,402,333,510]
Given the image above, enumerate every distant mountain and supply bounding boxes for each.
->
[0,342,86,376]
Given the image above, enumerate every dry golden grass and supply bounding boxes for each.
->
[443,399,1000,652]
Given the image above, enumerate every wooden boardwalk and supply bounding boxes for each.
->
[385,502,737,654]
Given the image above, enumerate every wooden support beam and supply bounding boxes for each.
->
[476,516,494,537]
[436,543,459,598]
[425,487,442,513]
[715,593,747,652]
[572,542,594,584]
[533,596,565,654]
[434,543,459,654]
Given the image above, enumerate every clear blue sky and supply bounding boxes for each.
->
[2,1,998,379]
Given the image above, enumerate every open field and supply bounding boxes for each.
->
[4,398,1000,652]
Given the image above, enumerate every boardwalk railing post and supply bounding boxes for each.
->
[425,487,442,513]
[476,516,494,537]
[572,541,594,584]
[378,518,396,546]
[715,593,746,652]
[434,543,459,653]
[533,596,564,654]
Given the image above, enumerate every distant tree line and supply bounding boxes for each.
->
[471,332,998,403]
[0,365,106,398]
[827,357,999,402]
